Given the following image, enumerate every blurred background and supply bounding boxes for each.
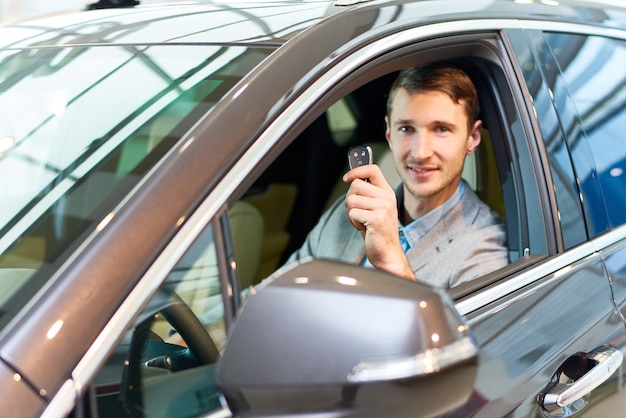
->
[1,0,626,24]
[0,0,188,23]
[0,0,83,23]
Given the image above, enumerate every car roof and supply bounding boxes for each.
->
[1,0,625,49]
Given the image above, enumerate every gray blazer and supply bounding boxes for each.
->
[286,185,508,288]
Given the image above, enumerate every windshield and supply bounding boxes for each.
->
[0,43,272,313]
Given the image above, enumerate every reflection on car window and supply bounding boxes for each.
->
[543,32,626,234]
[509,29,587,249]
[0,44,272,326]
[94,223,225,417]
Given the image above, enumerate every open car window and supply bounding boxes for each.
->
[232,45,546,295]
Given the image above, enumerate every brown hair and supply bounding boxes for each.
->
[386,64,479,131]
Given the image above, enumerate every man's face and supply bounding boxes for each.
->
[385,88,481,212]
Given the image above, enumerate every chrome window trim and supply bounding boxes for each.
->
[40,379,75,418]
[458,223,626,318]
[463,251,604,327]
[199,407,233,418]
[70,17,626,394]
[457,242,598,320]
[592,223,626,252]
[69,138,226,394]
[348,336,477,382]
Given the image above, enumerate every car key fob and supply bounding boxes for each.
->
[348,145,373,169]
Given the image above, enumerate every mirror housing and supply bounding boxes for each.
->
[217,259,478,417]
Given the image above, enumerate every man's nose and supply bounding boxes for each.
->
[412,130,433,160]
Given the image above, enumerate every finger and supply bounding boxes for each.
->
[344,165,392,192]
[347,181,395,213]
[343,164,377,183]
[345,189,379,213]
[346,205,369,231]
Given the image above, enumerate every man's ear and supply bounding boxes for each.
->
[467,120,482,155]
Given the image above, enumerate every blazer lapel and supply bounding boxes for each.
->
[405,223,452,275]
[404,187,482,277]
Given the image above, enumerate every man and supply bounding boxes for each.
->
[286,64,508,287]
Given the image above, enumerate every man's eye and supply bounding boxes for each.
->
[436,126,449,133]
[399,126,414,133]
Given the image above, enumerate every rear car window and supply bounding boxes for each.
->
[542,31,626,234]
[508,28,588,249]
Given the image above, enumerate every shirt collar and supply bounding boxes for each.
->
[397,180,465,251]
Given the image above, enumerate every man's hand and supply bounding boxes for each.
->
[343,164,415,281]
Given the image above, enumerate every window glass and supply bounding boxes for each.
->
[507,29,587,249]
[0,44,273,329]
[543,32,626,232]
[93,222,226,417]
[326,98,358,146]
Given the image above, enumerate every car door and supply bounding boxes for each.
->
[521,26,626,416]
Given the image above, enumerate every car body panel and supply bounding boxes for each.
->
[0,360,46,416]
[599,230,626,356]
[463,252,622,415]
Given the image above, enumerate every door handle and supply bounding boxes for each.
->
[538,345,623,417]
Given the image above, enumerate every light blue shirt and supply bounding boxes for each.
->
[363,180,466,268]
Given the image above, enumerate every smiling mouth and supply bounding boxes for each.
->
[409,166,435,174]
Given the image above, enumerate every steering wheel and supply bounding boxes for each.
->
[154,301,221,368]
[121,293,221,417]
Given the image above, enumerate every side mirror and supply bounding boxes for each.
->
[217,259,478,417]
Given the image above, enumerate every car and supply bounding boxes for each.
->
[1,0,626,416]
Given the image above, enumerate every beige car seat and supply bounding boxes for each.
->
[243,183,297,282]
[228,200,265,290]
